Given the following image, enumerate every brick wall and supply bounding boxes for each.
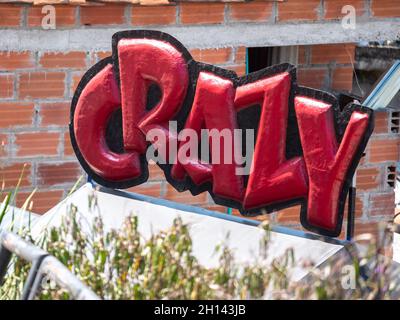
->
[275,42,399,237]
[0,0,399,238]
[297,43,356,92]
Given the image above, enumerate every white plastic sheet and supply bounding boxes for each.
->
[31,183,344,281]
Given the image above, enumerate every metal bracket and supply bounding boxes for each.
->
[346,185,356,241]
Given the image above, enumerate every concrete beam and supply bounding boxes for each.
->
[1,20,399,51]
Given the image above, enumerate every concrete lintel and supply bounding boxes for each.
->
[1,20,399,51]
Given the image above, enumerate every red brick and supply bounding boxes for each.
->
[164,185,208,205]
[190,48,231,64]
[229,2,273,22]
[0,52,35,70]
[203,204,228,213]
[374,111,389,134]
[298,46,308,65]
[127,182,163,198]
[354,195,364,218]
[71,71,84,95]
[355,196,363,218]
[356,167,381,190]
[0,102,34,128]
[277,205,301,223]
[277,0,320,21]
[371,0,400,18]
[40,102,70,126]
[17,190,64,214]
[0,163,31,189]
[368,138,400,163]
[80,4,126,25]
[27,5,76,27]
[252,213,273,222]
[369,192,395,216]
[132,5,176,25]
[341,193,364,218]
[37,162,81,186]
[354,221,379,238]
[39,52,87,69]
[88,52,101,65]
[297,68,328,89]
[235,47,246,64]
[225,64,246,76]
[0,134,8,158]
[0,74,14,99]
[64,132,74,157]
[0,5,22,27]
[19,72,65,99]
[180,3,225,25]
[324,0,365,20]
[95,51,112,62]
[15,132,60,157]
[148,162,165,181]
[332,67,353,91]
[310,43,356,65]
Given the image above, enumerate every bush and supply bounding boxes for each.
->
[0,168,398,300]
[0,195,398,300]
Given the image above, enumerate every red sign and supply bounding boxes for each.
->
[70,31,374,237]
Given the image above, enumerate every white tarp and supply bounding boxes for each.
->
[30,183,345,281]
[0,204,38,232]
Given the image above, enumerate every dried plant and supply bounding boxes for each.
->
[0,172,398,299]
[0,199,398,300]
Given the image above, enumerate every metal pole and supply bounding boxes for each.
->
[21,255,48,300]
[0,245,12,285]
[346,186,356,241]
[0,231,100,300]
